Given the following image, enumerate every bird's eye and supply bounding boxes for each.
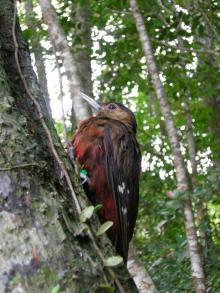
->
[108,103,116,110]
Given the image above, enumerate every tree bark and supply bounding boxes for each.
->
[25,0,52,117]
[70,0,93,98]
[39,0,91,125]
[130,1,206,292]
[0,1,137,291]
[68,0,93,131]
[127,242,157,293]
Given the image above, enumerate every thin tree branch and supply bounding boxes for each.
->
[0,162,46,171]
[127,242,157,292]
[198,7,220,43]
[152,39,220,57]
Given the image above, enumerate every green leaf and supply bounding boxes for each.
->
[22,28,33,41]
[96,221,113,236]
[94,204,103,212]
[104,256,123,267]
[99,284,115,293]
[50,284,60,293]
[80,206,95,223]
[166,200,181,210]
[171,189,184,200]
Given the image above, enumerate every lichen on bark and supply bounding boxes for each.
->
[0,65,103,292]
[0,1,136,291]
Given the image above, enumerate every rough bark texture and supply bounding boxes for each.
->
[127,243,157,293]
[130,0,206,292]
[0,1,137,291]
[176,14,211,257]
[71,0,93,98]
[39,0,91,125]
[25,0,52,117]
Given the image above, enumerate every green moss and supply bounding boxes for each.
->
[9,272,23,288]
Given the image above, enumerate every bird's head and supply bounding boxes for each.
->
[80,92,137,132]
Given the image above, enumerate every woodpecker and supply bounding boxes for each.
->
[72,93,141,262]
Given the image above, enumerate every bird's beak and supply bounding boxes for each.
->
[80,92,101,111]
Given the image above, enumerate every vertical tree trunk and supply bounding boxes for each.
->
[178,27,209,253]
[183,96,211,257]
[71,0,93,98]
[0,1,137,291]
[68,0,93,130]
[127,242,157,293]
[175,10,211,256]
[25,0,52,116]
[175,11,214,256]
[130,1,205,292]
[39,0,91,125]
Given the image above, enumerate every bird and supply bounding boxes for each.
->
[72,93,141,262]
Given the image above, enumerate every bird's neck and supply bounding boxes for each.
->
[95,115,136,134]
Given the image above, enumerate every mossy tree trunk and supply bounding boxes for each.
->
[0,1,136,292]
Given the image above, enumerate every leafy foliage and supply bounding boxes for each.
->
[96,221,114,236]
[104,256,123,267]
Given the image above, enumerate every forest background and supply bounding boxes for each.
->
[0,0,220,292]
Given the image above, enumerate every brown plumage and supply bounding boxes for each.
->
[73,101,141,262]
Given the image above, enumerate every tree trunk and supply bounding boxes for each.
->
[0,1,137,291]
[70,0,93,98]
[127,242,157,293]
[39,0,91,125]
[174,12,211,257]
[25,0,52,117]
[69,0,93,131]
[130,1,206,292]
[183,95,209,256]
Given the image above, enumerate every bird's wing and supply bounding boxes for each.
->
[104,120,141,262]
